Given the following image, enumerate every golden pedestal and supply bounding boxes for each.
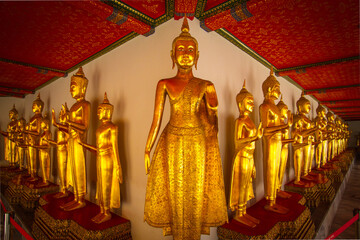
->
[310,172,335,203]
[20,178,59,210]
[284,180,321,209]
[217,192,315,239]
[4,174,30,204]
[0,166,27,187]
[32,193,132,240]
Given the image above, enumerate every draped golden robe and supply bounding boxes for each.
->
[144,78,227,240]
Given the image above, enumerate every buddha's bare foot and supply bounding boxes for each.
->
[60,200,77,210]
[36,181,49,188]
[95,213,111,224]
[91,213,104,223]
[244,213,260,224]
[301,175,313,181]
[264,203,289,214]
[54,191,68,199]
[27,177,38,182]
[234,215,257,228]
[63,201,86,211]
[294,180,305,186]
[309,172,317,176]
[277,190,291,198]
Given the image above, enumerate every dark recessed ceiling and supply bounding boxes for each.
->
[0,0,359,121]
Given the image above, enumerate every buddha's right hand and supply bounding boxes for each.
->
[51,109,56,125]
[145,151,150,175]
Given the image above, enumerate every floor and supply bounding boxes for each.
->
[328,151,360,239]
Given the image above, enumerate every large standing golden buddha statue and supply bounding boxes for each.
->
[326,111,336,160]
[314,104,327,169]
[144,18,227,239]
[229,81,262,228]
[36,117,51,187]
[259,67,291,214]
[0,105,18,167]
[60,67,90,211]
[16,118,27,170]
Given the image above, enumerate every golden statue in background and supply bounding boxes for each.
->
[80,93,123,224]
[277,96,293,198]
[35,117,51,187]
[61,67,90,211]
[295,93,316,180]
[314,104,327,169]
[292,109,306,185]
[0,105,18,167]
[229,81,262,228]
[144,18,227,239]
[259,67,291,214]
[26,94,44,180]
[326,111,335,160]
[49,104,71,198]
[16,118,27,170]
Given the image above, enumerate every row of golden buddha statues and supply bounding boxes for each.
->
[0,18,350,239]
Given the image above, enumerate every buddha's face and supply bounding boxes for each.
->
[319,109,325,118]
[32,103,41,114]
[97,106,112,121]
[18,122,25,132]
[269,84,280,100]
[174,39,197,69]
[70,79,85,99]
[243,96,254,113]
[299,101,310,114]
[9,111,14,120]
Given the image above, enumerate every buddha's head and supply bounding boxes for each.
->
[70,67,88,100]
[9,104,18,121]
[326,111,334,123]
[296,92,310,114]
[277,95,289,120]
[98,92,113,121]
[236,80,254,115]
[262,66,280,100]
[171,17,199,70]
[32,94,44,114]
[59,103,69,124]
[316,104,326,118]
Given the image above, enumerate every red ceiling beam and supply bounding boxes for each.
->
[304,84,360,95]
[321,98,360,105]
[0,91,25,98]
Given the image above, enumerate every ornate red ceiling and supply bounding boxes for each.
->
[0,0,359,121]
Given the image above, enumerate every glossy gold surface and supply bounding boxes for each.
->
[50,104,71,198]
[229,81,262,228]
[60,67,90,211]
[314,105,327,168]
[36,118,51,187]
[0,105,18,167]
[80,93,122,224]
[144,18,227,239]
[259,67,291,213]
[16,118,27,170]
[26,94,44,180]
[326,111,336,160]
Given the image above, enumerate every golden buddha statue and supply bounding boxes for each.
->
[276,95,293,198]
[229,81,262,228]
[335,117,342,156]
[60,67,90,211]
[49,103,71,198]
[259,67,291,214]
[35,117,51,187]
[295,93,316,180]
[292,111,307,185]
[314,104,327,169]
[26,94,44,180]
[326,111,335,160]
[0,105,18,167]
[144,17,227,239]
[16,118,27,170]
[80,93,123,224]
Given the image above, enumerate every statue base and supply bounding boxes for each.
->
[320,163,344,184]
[310,171,335,203]
[32,192,132,240]
[284,180,321,209]
[4,173,32,204]
[0,166,27,187]
[20,178,59,210]
[217,192,314,239]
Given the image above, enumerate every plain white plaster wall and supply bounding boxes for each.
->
[0,19,322,239]
[347,121,360,147]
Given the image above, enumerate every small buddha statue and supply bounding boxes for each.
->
[259,67,292,214]
[314,104,327,169]
[0,105,19,167]
[49,103,70,198]
[229,81,262,228]
[295,93,316,180]
[16,118,27,170]
[276,95,293,198]
[144,17,227,240]
[80,93,123,224]
[60,67,90,211]
[35,117,51,187]
[26,94,44,180]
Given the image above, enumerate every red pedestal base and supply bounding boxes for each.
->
[218,192,314,239]
[32,192,132,240]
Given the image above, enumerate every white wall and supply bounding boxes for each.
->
[347,121,360,147]
[0,19,320,239]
